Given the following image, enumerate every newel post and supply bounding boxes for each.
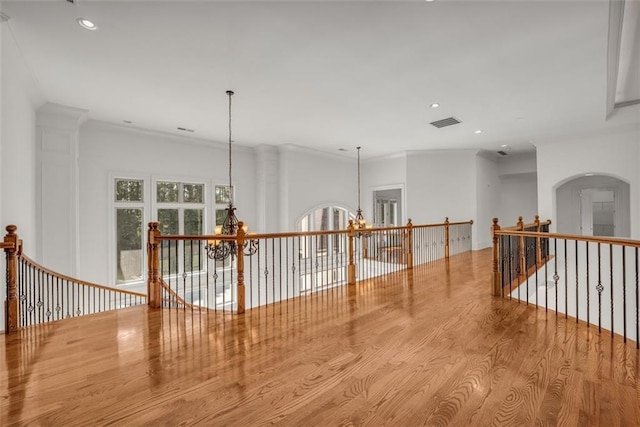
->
[147,222,161,309]
[406,219,414,269]
[491,218,501,296]
[4,225,19,333]
[236,222,246,314]
[517,216,526,281]
[347,220,356,286]
[534,215,541,266]
[444,217,450,260]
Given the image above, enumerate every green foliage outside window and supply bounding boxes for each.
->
[116,179,143,202]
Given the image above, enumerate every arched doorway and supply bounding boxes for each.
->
[555,175,630,237]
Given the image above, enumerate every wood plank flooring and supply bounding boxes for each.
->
[2,249,639,426]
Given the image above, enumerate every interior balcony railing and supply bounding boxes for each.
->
[3,225,147,333]
[492,217,640,349]
[147,218,473,314]
[2,218,471,333]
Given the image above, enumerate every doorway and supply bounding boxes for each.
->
[556,175,629,238]
[373,188,402,227]
[580,189,615,237]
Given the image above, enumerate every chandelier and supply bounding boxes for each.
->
[354,146,372,236]
[205,90,257,260]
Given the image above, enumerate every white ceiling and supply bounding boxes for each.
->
[1,0,638,158]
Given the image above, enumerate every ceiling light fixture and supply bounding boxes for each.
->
[77,18,98,31]
[430,103,440,108]
[475,130,483,134]
[500,144,508,148]
[354,146,372,235]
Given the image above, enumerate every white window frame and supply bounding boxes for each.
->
[110,173,149,289]
[152,176,208,279]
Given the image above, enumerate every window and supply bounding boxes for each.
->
[214,185,234,228]
[296,205,353,293]
[297,206,351,257]
[155,181,206,276]
[115,179,144,284]
[212,185,234,269]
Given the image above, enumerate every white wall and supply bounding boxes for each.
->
[537,125,640,238]
[1,24,43,248]
[475,153,500,249]
[499,173,538,226]
[78,121,256,285]
[496,152,538,227]
[279,145,356,231]
[1,23,45,331]
[406,149,477,237]
[364,153,407,224]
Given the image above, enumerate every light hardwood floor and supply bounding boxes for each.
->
[2,249,639,426]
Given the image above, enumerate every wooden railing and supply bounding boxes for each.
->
[491,216,551,295]
[3,225,147,334]
[492,217,640,348]
[147,218,474,314]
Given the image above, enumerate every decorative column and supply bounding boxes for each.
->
[517,216,525,281]
[492,218,501,296]
[236,222,246,314]
[4,225,19,333]
[347,220,356,286]
[254,145,280,233]
[36,103,88,276]
[147,222,161,309]
[534,215,541,266]
[406,219,413,269]
[444,217,450,260]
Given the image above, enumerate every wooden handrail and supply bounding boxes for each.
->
[154,219,474,242]
[147,218,474,313]
[159,279,194,309]
[502,217,552,230]
[19,253,147,298]
[496,229,640,248]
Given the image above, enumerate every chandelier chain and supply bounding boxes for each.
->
[357,146,361,211]
[227,90,233,190]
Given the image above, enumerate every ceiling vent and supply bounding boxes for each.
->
[0,12,11,23]
[430,117,462,128]
[497,150,508,156]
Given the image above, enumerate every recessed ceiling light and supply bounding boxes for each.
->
[475,130,483,134]
[430,103,440,108]
[500,144,508,148]
[425,0,436,2]
[77,18,98,31]
[585,173,594,176]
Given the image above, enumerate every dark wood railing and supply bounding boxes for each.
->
[3,225,147,334]
[492,217,640,348]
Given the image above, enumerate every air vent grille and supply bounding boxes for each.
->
[430,117,462,128]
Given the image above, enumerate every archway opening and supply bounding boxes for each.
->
[555,175,630,237]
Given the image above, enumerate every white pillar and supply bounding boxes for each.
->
[36,103,87,276]
[254,145,280,233]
